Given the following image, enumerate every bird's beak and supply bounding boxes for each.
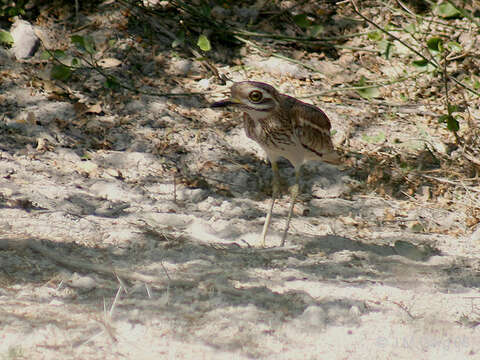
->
[210,98,241,108]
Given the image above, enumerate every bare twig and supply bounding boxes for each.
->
[462,151,480,167]
[350,0,480,97]
[417,174,480,193]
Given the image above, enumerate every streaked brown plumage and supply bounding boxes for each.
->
[211,81,339,247]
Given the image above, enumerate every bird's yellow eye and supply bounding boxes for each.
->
[248,90,263,103]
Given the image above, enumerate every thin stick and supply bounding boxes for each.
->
[418,174,480,193]
[350,0,480,97]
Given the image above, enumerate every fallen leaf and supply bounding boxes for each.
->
[384,208,395,221]
[86,103,103,114]
[98,57,122,68]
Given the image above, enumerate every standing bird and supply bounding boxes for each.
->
[211,81,339,247]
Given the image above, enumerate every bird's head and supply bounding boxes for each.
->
[211,81,280,118]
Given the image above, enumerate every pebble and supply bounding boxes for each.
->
[10,19,40,59]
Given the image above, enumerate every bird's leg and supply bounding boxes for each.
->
[281,166,301,246]
[260,161,280,247]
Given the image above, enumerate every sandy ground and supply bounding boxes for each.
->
[1,1,480,359]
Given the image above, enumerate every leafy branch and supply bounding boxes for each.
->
[42,35,206,97]
[350,0,479,140]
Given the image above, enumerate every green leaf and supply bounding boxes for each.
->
[412,59,428,68]
[412,59,436,72]
[378,40,394,59]
[199,3,211,17]
[447,116,460,132]
[51,64,71,81]
[197,35,211,52]
[438,114,449,123]
[356,76,381,100]
[71,35,85,51]
[308,24,324,38]
[293,14,311,29]
[426,37,443,52]
[436,2,461,19]
[83,36,96,54]
[7,6,22,17]
[40,51,52,60]
[54,49,66,59]
[0,30,14,45]
[446,41,462,52]
[465,76,480,90]
[71,35,96,54]
[105,76,120,89]
[368,31,383,41]
[172,31,185,48]
[71,57,80,66]
[447,104,458,114]
[438,114,460,132]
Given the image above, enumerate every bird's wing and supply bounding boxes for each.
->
[291,100,335,156]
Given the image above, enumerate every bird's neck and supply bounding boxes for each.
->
[243,107,276,122]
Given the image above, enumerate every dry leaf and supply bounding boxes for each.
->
[384,208,396,221]
[98,58,122,68]
[74,102,89,115]
[86,103,103,114]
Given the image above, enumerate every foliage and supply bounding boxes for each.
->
[38,0,479,145]
[0,0,27,19]
[197,34,211,52]
[355,0,479,138]
[0,29,13,45]
[42,34,122,90]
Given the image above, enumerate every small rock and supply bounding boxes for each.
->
[77,160,99,177]
[296,305,327,329]
[170,58,192,75]
[144,212,193,229]
[10,19,40,59]
[125,100,145,114]
[90,180,142,202]
[393,240,427,261]
[197,78,210,90]
[69,273,97,290]
[191,189,208,203]
[149,99,167,113]
[349,305,361,316]
[470,227,480,243]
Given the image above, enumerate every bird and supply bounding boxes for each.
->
[211,81,340,247]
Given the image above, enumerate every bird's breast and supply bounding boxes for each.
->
[243,113,293,148]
